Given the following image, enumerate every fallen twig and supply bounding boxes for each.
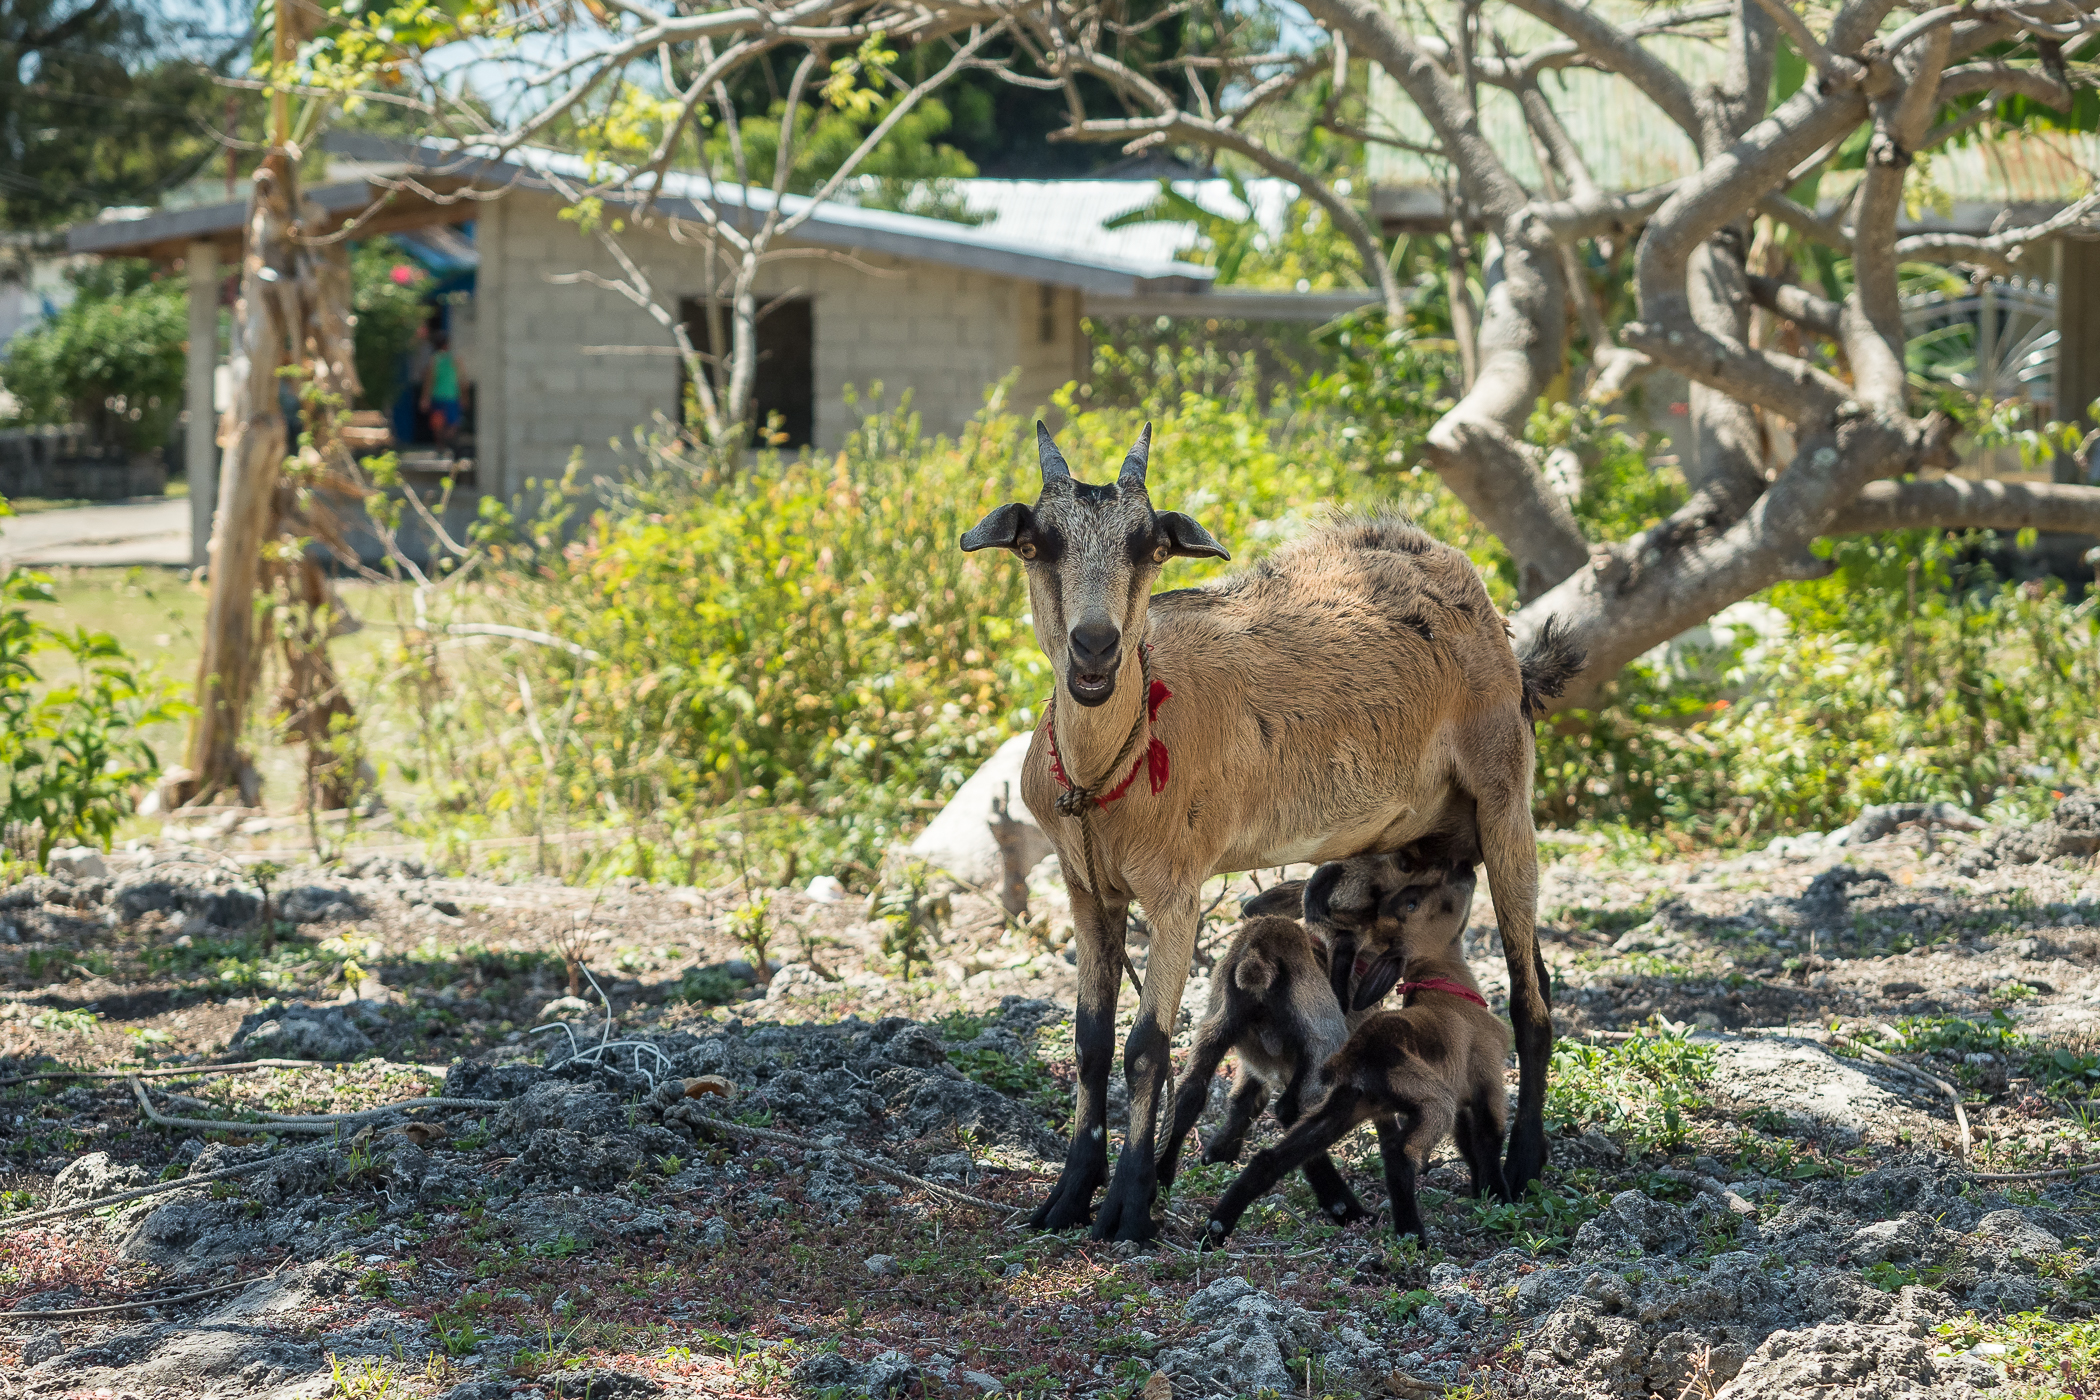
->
[1967,1162,2100,1182]
[0,1156,300,1234]
[129,1077,499,1134]
[682,1109,1025,1217]
[1831,1036,1971,1160]
[2,1270,280,1321]
[0,1059,445,1089]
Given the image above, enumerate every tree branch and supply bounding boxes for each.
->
[1747,274,1843,338]
[1828,476,2100,536]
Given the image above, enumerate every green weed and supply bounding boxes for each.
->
[1546,1026,1716,1154]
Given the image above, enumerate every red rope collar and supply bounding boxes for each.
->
[1398,978,1489,1010]
[1045,677,1173,809]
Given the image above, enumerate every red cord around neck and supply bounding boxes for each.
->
[1044,675,1173,809]
[1397,977,1489,1010]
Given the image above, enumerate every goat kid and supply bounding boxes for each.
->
[1203,861,1512,1246]
[1154,845,1468,1222]
[960,422,1574,1240]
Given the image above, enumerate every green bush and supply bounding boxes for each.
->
[391,379,1502,878]
[1538,528,2100,841]
[0,525,190,870]
[0,260,187,452]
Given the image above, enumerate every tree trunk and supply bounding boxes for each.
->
[175,164,298,807]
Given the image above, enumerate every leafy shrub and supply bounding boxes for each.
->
[1546,1026,1716,1154]
[398,382,1497,878]
[1,545,188,871]
[1538,527,2100,841]
[349,238,434,411]
[0,260,187,452]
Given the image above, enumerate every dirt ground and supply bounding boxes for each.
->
[2,810,2096,1399]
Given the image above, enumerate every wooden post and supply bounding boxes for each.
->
[2055,237,2100,484]
[184,241,219,572]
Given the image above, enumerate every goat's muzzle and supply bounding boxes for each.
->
[1066,622,1121,707]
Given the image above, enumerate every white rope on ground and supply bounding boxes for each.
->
[529,965,673,1087]
[0,1156,300,1233]
[129,1077,501,1135]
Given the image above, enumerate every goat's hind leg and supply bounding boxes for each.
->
[1453,1099,1512,1202]
[1204,1086,1366,1246]
[1030,884,1126,1231]
[1159,1025,1238,1192]
[1277,1067,1370,1226]
[1375,1095,1455,1243]
[1200,1072,1267,1167]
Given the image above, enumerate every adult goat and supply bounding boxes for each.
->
[960,422,1558,1241]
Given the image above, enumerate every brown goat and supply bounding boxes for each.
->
[961,423,1577,1240]
[1203,863,1511,1246]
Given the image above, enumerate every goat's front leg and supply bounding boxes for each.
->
[1204,1085,1367,1246]
[1030,878,1126,1231]
[1092,887,1200,1243]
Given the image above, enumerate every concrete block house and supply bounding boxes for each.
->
[69,137,1360,566]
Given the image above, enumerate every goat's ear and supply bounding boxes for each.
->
[1239,879,1304,919]
[961,502,1030,553]
[1156,511,1229,561]
[1302,862,1345,926]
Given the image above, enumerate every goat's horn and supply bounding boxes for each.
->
[1037,421,1071,484]
[1119,422,1152,487]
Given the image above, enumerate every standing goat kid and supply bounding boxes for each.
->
[960,422,1569,1240]
[1204,861,1510,1246]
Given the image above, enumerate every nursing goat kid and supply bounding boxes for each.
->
[959,422,1566,1241]
[1154,849,1460,1224]
[1205,860,1511,1246]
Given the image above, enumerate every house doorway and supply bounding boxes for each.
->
[677,295,814,448]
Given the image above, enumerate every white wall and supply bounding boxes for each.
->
[480,191,1088,500]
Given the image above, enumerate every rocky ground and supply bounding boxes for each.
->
[2,798,2097,1400]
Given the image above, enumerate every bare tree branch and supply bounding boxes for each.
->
[1829,476,2100,535]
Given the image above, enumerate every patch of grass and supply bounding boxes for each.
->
[1936,1311,2100,1398]
[29,1007,102,1035]
[1853,1012,2100,1099]
[1546,1026,1716,1154]
[1466,1174,1617,1254]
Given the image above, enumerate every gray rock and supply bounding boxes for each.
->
[280,884,363,923]
[548,1368,661,1399]
[51,1151,149,1209]
[790,1349,919,1398]
[1713,1318,1987,1398]
[1707,1037,1905,1145]
[228,1000,375,1061]
[906,734,1051,886]
[1969,1209,2062,1261]
[1153,1276,1355,1397]
[46,846,108,880]
[20,1334,65,1366]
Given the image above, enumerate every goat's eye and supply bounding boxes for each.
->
[1151,541,1170,565]
[1017,540,1038,560]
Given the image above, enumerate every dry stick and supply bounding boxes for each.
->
[1968,1162,2100,1183]
[1,1272,275,1321]
[0,1156,297,1234]
[682,1110,1023,1217]
[129,1077,500,1134]
[1832,1036,1972,1160]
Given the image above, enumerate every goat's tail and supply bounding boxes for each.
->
[1519,618,1586,722]
[1233,945,1281,996]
